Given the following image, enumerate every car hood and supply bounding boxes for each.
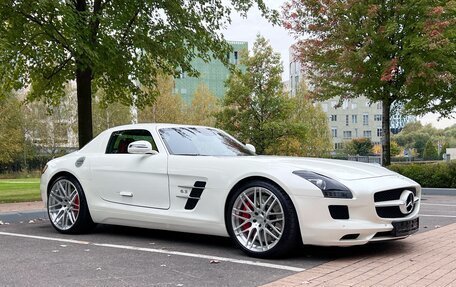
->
[244,156,396,181]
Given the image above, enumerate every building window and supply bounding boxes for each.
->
[363,130,372,138]
[377,128,383,137]
[354,128,358,138]
[334,142,343,150]
[331,127,337,138]
[331,101,337,108]
[343,131,352,139]
[234,51,238,64]
[377,102,382,110]
[351,103,357,109]
[363,114,369,126]
[352,115,357,124]
[345,115,349,126]
[342,100,349,109]
[331,115,337,121]
[374,114,382,121]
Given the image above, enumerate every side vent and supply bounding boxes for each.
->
[178,181,207,210]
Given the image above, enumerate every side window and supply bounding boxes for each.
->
[106,129,157,154]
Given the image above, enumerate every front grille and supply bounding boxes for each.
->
[374,187,417,219]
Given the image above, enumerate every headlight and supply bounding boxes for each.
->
[293,171,353,199]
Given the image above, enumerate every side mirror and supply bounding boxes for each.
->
[245,143,256,154]
[128,140,158,155]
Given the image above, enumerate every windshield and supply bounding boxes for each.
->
[159,127,255,156]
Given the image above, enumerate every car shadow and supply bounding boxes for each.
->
[85,223,413,266]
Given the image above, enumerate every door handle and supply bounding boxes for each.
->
[120,191,133,197]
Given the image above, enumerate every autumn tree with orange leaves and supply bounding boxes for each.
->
[283,0,456,166]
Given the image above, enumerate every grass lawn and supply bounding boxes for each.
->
[0,178,41,203]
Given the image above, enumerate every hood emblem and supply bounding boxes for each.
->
[399,190,416,215]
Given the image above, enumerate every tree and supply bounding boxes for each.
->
[423,140,438,160]
[390,140,401,157]
[0,0,277,148]
[138,75,185,124]
[284,1,456,166]
[0,94,24,165]
[187,83,220,126]
[92,93,132,136]
[344,138,374,156]
[272,81,332,157]
[217,35,298,154]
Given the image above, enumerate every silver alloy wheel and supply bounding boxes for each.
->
[231,186,285,252]
[48,179,80,231]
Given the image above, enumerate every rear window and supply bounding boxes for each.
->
[106,129,156,154]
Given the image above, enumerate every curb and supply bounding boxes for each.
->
[0,210,47,224]
[421,188,456,196]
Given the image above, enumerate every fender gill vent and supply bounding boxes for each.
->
[75,157,85,167]
[185,181,206,210]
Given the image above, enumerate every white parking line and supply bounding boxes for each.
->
[0,231,304,272]
[420,214,456,218]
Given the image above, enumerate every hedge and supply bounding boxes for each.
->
[388,161,456,188]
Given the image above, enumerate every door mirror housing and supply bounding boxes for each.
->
[245,143,256,154]
[128,141,158,155]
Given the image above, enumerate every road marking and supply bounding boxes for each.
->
[420,214,456,218]
[421,203,456,207]
[0,231,304,272]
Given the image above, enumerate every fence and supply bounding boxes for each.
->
[347,155,382,165]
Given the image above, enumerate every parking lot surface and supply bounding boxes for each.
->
[0,193,455,286]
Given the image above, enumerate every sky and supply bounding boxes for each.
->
[222,0,455,129]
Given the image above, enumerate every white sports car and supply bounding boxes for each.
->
[41,124,420,258]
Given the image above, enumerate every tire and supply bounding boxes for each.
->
[226,180,300,258]
[47,175,95,234]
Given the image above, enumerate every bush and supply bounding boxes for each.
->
[388,161,456,188]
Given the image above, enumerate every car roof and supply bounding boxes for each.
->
[106,123,213,132]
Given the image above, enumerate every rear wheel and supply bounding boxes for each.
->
[226,180,300,258]
[47,176,95,234]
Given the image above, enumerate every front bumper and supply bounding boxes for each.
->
[293,176,420,246]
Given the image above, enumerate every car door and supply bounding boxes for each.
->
[90,129,169,209]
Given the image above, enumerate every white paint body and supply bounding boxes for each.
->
[41,124,421,246]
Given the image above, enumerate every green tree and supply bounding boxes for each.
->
[423,140,438,160]
[390,140,401,157]
[273,81,332,157]
[92,94,132,136]
[0,0,277,148]
[138,75,185,124]
[344,138,374,156]
[0,94,24,165]
[216,35,297,154]
[187,83,220,126]
[284,1,456,166]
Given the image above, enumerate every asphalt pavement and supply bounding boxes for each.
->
[0,190,455,287]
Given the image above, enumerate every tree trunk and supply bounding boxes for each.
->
[76,65,93,148]
[381,99,391,166]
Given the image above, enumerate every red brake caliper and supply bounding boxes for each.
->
[73,194,80,213]
[240,196,253,232]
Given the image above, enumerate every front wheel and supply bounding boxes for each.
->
[47,176,95,234]
[226,180,300,258]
